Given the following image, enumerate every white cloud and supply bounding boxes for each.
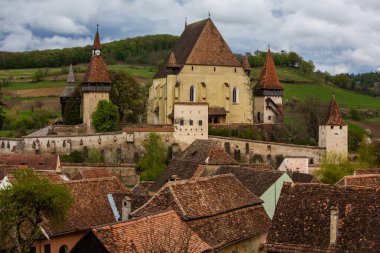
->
[1,0,380,73]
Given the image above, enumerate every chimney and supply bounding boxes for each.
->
[121,196,132,221]
[330,206,339,245]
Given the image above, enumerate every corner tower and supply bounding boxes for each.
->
[318,95,348,157]
[81,28,112,132]
[253,49,284,124]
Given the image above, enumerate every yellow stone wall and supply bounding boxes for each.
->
[148,65,252,124]
[82,92,109,132]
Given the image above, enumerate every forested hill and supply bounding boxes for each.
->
[0,34,178,69]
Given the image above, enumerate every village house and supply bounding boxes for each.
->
[30,177,130,253]
[211,166,292,218]
[253,49,284,124]
[132,175,271,253]
[147,17,253,124]
[265,183,380,252]
[0,154,61,171]
[149,139,238,192]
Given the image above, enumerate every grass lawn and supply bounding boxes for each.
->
[0,130,15,137]
[283,83,380,109]
[107,65,156,79]
[0,68,62,79]
[251,67,324,82]
[2,80,66,90]
[363,117,380,123]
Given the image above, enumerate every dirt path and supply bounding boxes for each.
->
[351,120,380,139]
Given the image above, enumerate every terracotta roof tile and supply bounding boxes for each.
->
[93,31,102,50]
[82,56,112,84]
[132,174,262,220]
[355,168,380,175]
[88,210,211,253]
[336,174,380,188]
[0,154,59,171]
[166,51,180,68]
[323,95,346,126]
[208,106,227,115]
[254,50,283,90]
[154,19,241,78]
[71,169,114,180]
[212,166,286,196]
[266,183,380,252]
[46,177,130,236]
[242,56,251,71]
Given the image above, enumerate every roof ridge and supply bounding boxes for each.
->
[168,184,188,219]
[254,50,283,90]
[323,95,346,125]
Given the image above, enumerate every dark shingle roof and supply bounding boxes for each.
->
[132,174,263,220]
[266,183,380,252]
[212,166,286,196]
[288,171,320,183]
[323,95,346,126]
[336,174,380,188]
[154,18,241,78]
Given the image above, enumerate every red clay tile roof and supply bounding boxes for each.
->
[265,183,380,252]
[154,18,241,78]
[239,163,274,170]
[336,174,380,188]
[187,205,270,249]
[131,181,155,211]
[0,154,59,171]
[82,56,112,84]
[132,174,262,220]
[242,56,251,71]
[208,106,227,115]
[355,168,380,175]
[88,210,211,253]
[46,177,130,236]
[93,31,102,50]
[323,95,346,126]
[212,166,287,196]
[254,50,283,90]
[71,169,114,180]
[166,51,180,68]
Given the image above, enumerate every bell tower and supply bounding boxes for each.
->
[81,26,112,132]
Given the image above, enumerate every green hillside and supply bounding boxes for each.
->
[251,67,380,109]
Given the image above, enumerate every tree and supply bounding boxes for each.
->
[33,69,44,82]
[137,133,168,180]
[0,169,73,253]
[300,60,315,73]
[109,71,146,122]
[91,100,119,132]
[63,87,82,125]
[299,95,327,141]
[288,51,302,67]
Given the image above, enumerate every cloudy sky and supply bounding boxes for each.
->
[1,0,380,74]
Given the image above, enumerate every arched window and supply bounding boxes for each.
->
[190,85,195,102]
[232,87,239,103]
[59,245,69,253]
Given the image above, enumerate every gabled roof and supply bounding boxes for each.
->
[46,177,130,236]
[132,174,262,220]
[288,171,320,183]
[154,18,241,78]
[174,139,238,165]
[254,50,283,90]
[355,168,380,175]
[242,56,251,71]
[336,174,380,188]
[266,183,380,252]
[166,51,180,68]
[323,95,346,126]
[82,31,111,84]
[212,166,287,196]
[70,169,113,180]
[0,154,59,171]
[81,210,211,253]
[67,64,75,83]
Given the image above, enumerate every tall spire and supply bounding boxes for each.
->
[185,17,187,29]
[67,64,75,85]
[93,25,102,50]
[254,49,283,90]
[323,95,346,125]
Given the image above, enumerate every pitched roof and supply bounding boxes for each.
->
[82,31,111,84]
[154,18,241,78]
[67,64,75,83]
[265,183,380,252]
[336,174,380,188]
[355,168,380,175]
[132,174,262,220]
[174,139,238,165]
[187,205,270,249]
[166,51,180,68]
[212,166,287,196]
[254,50,283,90]
[323,95,346,126]
[208,106,227,115]
[0,154,59,171]
[47,177,130,236]
[88,210,211,253]
[288,171,320,183]
[131,181,155,211]
[70,169,114,180]
[242,56,251,71]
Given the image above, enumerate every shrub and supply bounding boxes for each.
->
[92,100,119,132]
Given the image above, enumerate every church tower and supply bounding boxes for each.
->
[60,64,76,117]
[318,95,348,157]
[253,49,284,124]
[81,27,112,132]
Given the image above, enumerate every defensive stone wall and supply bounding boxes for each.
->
[209,136,325,168]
